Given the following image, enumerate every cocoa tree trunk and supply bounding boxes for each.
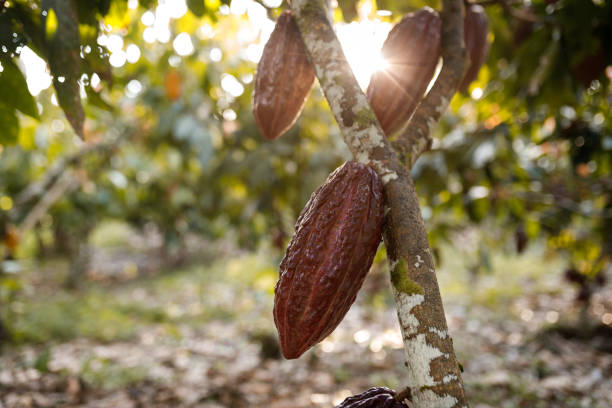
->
[290,0,469,406]
[53,223,73,256]
[34,222,49,260]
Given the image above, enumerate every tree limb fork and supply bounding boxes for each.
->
[289,0,469,406]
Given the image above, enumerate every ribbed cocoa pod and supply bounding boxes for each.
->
[252,11,315,140]
[366,8,441,137]
[459,5,490,92]
[335,387,407,408]
[273,161,384,359]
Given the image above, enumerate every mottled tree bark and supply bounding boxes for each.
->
[64,224,93,290]
[289,0,468,406]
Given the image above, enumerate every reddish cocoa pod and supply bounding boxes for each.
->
[335,387,407,408]
[459,5,490,92]
[273,161,384,359]
[366,7,441,137]
[252,11,315,140]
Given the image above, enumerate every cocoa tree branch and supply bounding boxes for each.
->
[466,0,519,7]
[290,0,468,406]
[14,137,122,207]
[11,130,131,235]
[18,170,80,236]
[497,0,546,23]
[393,0,468,167]
[468,0,547,23]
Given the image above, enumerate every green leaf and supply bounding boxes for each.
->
[187,0,206,17]
[205,0,220,13]
[0,58,39,119]
[85,86,115,112]
[45,8,58,39]
[98,0,112,16]
[0,105,20,146]
[0,14,24,54]
[34,348,52,373]
[43,0,85,138]
[0,3,45,54]
[138,0,157,9]
[75,0,106,25]
[82,42,112,84]
[104,0,129,28]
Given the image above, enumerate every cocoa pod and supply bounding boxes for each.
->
[273,161,384,359]
[459,5,490,92]
[335,387,407,408]
[366,7,441,137]
[252,11,315,140]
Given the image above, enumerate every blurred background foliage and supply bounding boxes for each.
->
[0,0,611,343]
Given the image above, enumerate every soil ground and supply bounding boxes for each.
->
[1,226,610,407]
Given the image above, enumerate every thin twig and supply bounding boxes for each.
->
[19,171,80,236]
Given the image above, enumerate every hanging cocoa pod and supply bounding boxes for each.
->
[335,387,407,408]
[366,7,441,137]
[459,5,490,92]
[273,161,384,359]
[252,10,315,140]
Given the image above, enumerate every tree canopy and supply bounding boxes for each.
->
[0,0,610,295]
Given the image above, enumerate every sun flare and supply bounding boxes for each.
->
[336,19,392,90]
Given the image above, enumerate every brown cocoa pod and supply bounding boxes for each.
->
[252,11,315,140]
[335,387,407,408]
[459,5,490,92]
[366,7,441,137]
[273,161,384,359]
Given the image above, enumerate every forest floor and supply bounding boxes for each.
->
[1,223,611,408]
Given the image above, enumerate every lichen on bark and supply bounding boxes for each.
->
[391,258,424,295]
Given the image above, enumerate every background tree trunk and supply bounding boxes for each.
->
[64,224,93,290]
